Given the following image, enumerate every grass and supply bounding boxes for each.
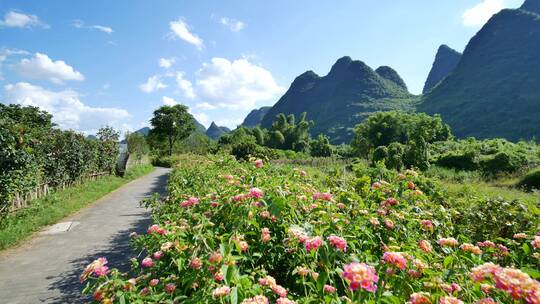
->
[0,164,154,250]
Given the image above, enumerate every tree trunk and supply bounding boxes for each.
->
[168,136,173,156]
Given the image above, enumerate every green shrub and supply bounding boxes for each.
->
[517,168,540,191]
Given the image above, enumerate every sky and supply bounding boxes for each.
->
[0,0,525,135]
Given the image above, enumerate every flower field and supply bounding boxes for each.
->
[82,155,539,303]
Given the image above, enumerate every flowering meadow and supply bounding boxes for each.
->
[82,155,540,303]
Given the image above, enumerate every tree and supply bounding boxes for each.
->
[310,134,333,157]
[149,105,195,156]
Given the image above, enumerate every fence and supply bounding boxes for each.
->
[6,171,109,213]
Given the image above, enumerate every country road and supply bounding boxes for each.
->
[0,167,170,304]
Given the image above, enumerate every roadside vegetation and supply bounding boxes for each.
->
[0,163,153,250]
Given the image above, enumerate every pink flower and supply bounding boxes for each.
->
[180,197,199,208]
[341,262,379,292]
[384,219,395,229]
[140,287,150,296]
[531,236,540,249]
[238,241,249,252]
[214,271,224,281]
[513,233,528,239]
[212,286,231,298]
[323,285,336,293]
[437,237,459,247]
[408,293,431,304]
[209,251,223,264]
[249,188,264,199]
[241,295,269,304]
[189,257,202,269]
[382,252,408,270]
[153,251,163,260]
[93,265,109,277]
[304,236,322,252]
[147,224,166,235]
[327,235,347,251]
[322,192,333,201]
[165,283,176,294]
[439,297,463,304]
[225,174,234,180]
[271,284,288,297]
[419,240,433,253]
[460,243,482,255]
[420,220,433,231]
[80,257,109,282]
[477,240,496,248]
[149,278,159,286]
[254,159,264,168]
[141,257,154,268]
[261,228,271,243]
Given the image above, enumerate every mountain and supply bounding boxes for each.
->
[260,56,417,143]
[241,106,271,127]
[422,45,462,94]
[205,122,231,140]
[193,118,206,134]
[375,66,408,90]
[521,0,540,14]
[134,127,150,136]
[419,6,540,141]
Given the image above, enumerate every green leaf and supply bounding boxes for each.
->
[443,255,453,268]
[521,267,540,279]
[230,287,238,304]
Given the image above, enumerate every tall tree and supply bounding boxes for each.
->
[149,105,195,156]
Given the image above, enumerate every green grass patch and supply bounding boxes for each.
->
[0,164,154,250]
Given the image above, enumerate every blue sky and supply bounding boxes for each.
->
[0,0,524,135]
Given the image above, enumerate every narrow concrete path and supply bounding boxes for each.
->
[0,167,170,304]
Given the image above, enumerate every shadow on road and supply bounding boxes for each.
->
[44,169,169,303]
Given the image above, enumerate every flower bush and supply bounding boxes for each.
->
[82,154,540,303]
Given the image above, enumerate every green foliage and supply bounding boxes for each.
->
[352,111,451,170]
[126,132,150,160]
[309,134,333,157]
[431,138,539,177]
[149,105,196,156]
[517,168,540,191]
[268,113,312,152]
[352,111,451,155]
[0,105,120,216]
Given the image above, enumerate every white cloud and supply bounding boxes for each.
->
[196,57,285,109]
[162,96,179,106]
[195,102,217,110]
[3,82,130,133]
[215,118,242,129]
[462,0,507,27]
[175,72,196,99]
[220,17,246,32]
[169,19,204,50]
[159,57,175,69]
[15,52,84,84]
[0,11,48,28]
[0,48,29,80]
[72,19,113,34]
[92,25,113,34]
[190,111,209,127]
[139,75,167,93]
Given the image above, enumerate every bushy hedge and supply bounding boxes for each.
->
[0,105,119,215]
[432,139,539,177]
[517,168,540,191]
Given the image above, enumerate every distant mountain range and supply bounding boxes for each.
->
[241,107,271,127]
[205,122,231,140]
[419,0,540,140]
[259,56,417,143]
[240,0,540,143]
